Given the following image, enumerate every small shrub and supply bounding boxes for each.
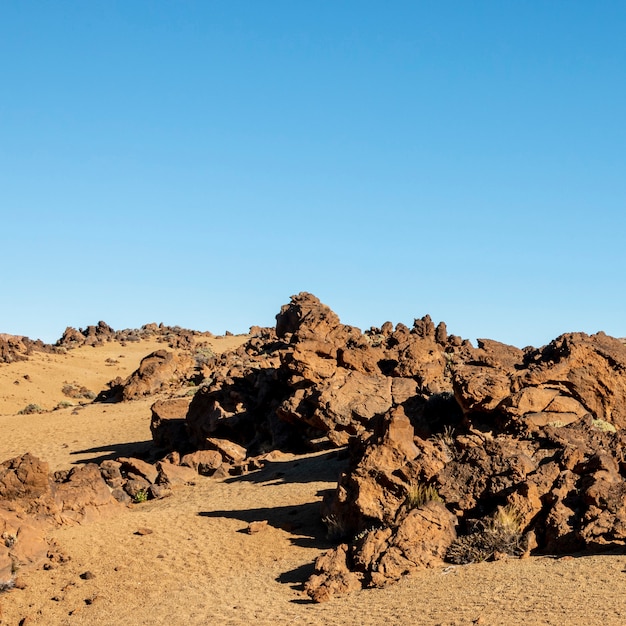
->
[592,418,617,433]
[194,346,216,368]
[18,403,45,415]
[54,400,74,410]
[62,383,96,400]
[446,505,526,564]
[432,424,456,450]
[406,482,442,509]
[133,488,149,504]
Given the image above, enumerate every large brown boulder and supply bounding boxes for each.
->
[150,397,193,451]
[0,453,50,502]
[121,350,194,400]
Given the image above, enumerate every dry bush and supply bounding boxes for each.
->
[446,505,526,564]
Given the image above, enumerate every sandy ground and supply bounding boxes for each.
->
[2,337,626,625]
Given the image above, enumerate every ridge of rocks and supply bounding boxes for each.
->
[5,292,626,602]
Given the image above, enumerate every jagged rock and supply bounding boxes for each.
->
[453,332,626,433]
[304,543,363,603]
[204,438,247,464]
[99,460,124,489]
[123,477,151,500]
[0,334,50,364]
[0,511,49,582]
[366,501,457,587]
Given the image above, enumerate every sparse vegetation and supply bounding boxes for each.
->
[446,504,526,564]
[406,482,443,509]
[18,403,45,415]
[194,346,216,368]
[62,383,96,400]
[133,488,149,503]
[54,400,74,410]
[592,418,617,433]
[432,424,456,449]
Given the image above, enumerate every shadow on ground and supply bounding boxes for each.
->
[70,440,154,464]
[224,448,349,486]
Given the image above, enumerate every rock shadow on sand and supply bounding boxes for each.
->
[199,501,334,550]
[70,439,153,464]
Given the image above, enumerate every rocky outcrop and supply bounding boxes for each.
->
[99,350,195,402]
[453,332,626,433]
[182,293,468,459]
[0,334,51,364]
[0,453,125,582]
[55,322,216,351]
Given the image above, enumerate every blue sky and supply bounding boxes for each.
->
[1,1,625,347]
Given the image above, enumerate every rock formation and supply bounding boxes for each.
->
[5,292,626,602]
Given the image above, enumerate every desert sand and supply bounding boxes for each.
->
[1,337,626,625]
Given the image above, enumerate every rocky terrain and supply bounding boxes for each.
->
[3,293,626,623]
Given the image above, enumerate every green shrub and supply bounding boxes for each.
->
[133,488,149,504]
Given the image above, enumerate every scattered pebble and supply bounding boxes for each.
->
[80,571,96,580]
[134,527,153,535]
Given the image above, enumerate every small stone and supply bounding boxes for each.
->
[246,520,268,534]
[135,528,153,536]
[13,576,27,590]
[80,571,96,580]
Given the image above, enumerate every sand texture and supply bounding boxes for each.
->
[1,337,626,625]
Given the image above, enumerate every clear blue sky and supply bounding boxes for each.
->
[2,1,625,348]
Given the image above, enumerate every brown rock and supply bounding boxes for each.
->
[304,544,363,602]
[120,350,194,401]
[204,438,247,464]
[116,457,158,485]
[181,450,223,475]
[150,398,192,451]
[155,462,198,487]
[0,453,50,500]
[245,520,268,534]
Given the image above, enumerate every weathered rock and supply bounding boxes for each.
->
[453,332,626,433]
[53,464,122,524]
[120,350,194,401]
[155,461,198,487]
[117,457,159,485]
[204,438,247,464]
[123,477,151,500]
[150,398,192,451]
[304,543,363,603]
[0,454,50,501]
[180,450,223,475]
[0,511,49,582]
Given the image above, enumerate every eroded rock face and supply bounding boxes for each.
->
[0,334,51,364]
[453,332,626,433]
